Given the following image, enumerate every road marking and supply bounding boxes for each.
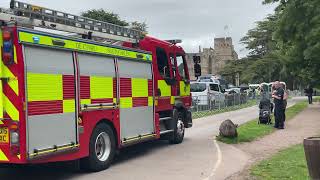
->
[203,139,222,180]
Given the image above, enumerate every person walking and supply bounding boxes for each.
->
[272,81,285,129]
[306,85,314,104]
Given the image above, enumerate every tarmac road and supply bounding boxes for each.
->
[0,97,303,180]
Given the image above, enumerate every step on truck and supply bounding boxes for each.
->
[0,0,192,171]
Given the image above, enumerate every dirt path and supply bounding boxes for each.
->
[227,103,320,180]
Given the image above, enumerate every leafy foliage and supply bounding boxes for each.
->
[220,0,320,88]
[81,9,129,26]
[131,21,148,33]
[81,9,148,33]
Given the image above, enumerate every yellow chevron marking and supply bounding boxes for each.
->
[0,80,3,119]
[0,149,8,161]
[4,95,19,121]
[17,154,21,159]
[2,62,19,96]
[14,46,17,64]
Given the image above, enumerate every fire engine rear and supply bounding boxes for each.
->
[0,0,192,171]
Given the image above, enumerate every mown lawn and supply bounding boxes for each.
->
[251,144,309,180]
[217,101,308,144]
[193,99,257,119]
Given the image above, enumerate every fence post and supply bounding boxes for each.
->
[218,94,221,110]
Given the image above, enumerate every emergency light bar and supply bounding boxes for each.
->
[166,39,182,44]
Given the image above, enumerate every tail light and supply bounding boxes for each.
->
[10,123,20,155]
[2,29,14,65]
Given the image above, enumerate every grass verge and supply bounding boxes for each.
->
[251,144,309,179]
[193,100,257,119]
[217,101,308,144]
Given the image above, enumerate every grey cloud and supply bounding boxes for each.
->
[1,0,275,57]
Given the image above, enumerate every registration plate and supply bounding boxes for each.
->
[0,128,8,143]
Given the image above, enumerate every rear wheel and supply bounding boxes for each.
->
[170,110,185,144]
[81,123,116,172]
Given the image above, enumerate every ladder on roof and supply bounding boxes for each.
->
[0,0,143,43]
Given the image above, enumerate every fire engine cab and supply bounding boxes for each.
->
[0,0,192,171]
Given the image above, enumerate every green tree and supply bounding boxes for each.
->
[265,0,320,85]
[220,15,288,85]
[131,21,148,33]
[240,15,278,58]
[81,9,148,33]
[81,9,129,26]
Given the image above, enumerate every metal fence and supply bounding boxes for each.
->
[191,89,304,119]
[192,93,258,112]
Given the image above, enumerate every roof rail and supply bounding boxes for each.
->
[0,0,143,43]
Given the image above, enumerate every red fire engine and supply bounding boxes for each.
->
[0,0,192,171]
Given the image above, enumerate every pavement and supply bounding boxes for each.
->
[0,97,304,180]
[227,100,320,179]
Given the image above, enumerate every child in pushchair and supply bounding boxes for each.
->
[258,94,273,124]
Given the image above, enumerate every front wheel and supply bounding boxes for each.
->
[170,109,185,144]
[81,123,116,172]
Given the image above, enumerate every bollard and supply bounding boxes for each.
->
[304,137,320,179]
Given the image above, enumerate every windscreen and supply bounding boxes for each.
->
[209,84,220,92]
[191,83,206,92]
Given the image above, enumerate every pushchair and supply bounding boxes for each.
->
[258,96,273,124]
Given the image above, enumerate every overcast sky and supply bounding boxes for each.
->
[0,0,276,57]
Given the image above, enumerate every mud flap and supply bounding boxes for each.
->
[185,109,192,128]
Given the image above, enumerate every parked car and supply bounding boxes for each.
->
[191,82,225,107]
[197,74,229,90]
[225,88,241,95]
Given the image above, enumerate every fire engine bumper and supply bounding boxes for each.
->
[185,110,193,128]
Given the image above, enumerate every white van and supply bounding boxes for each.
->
[191,82,225,106]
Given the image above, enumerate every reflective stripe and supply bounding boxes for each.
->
[18,31,152,61]
[13,46,17,64]
[170,96,175,105]
[132,78,148,97]
[81,99,91,105]
[0,149,8,161]
[0,80,3,119]
[90,76,113,99]
[120,97,132,108]
[158,80,171,97]
[1,61,19,96]
[4,95,19,121]
[63,99,75,113]
[180,81,190,96]
[27,73,63,101]
[148,96,153,106]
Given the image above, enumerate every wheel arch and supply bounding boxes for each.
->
[95,119,119,148]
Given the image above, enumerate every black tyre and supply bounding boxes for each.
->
[81,123,116,172]
[170,109,185,144]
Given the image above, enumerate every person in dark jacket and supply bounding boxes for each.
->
[306,85,314,104]
[272,81,285,129]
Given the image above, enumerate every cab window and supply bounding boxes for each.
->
[176,54,187,79]
[169,54,176,78]
[156,47,170,78]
